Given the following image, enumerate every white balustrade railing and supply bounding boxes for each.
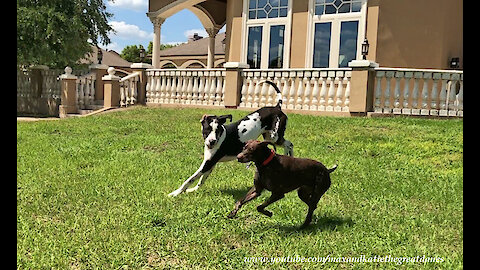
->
[240,69,352,112]
[76,72,96,109]
[374,68,463,117]
[17,68,33,98]
[145,69,226,106]
[119,72,140,107]
[41,69,62,99]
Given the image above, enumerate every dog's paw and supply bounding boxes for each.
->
[168,190,182,197]
[186,186,199,193]
[227,211,237,219]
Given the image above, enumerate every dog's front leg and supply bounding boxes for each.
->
[227,185,263,218]
[186,166,214,193]
[168,166,204,197]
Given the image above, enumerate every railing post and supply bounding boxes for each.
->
[88,64,108,102]
[130,63,153,105]
[348,60,379,114]
[59,67,78,118]
[223,62,249,108]
[102,67,121,108]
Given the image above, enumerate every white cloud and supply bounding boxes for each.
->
[184,29,209,39]
[108,0,148,12]
[100,42,122,52]
[109,21,154,41]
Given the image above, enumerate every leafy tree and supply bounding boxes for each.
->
[17,0,114,68]
[120,45,144,63]
[121,42,180,64]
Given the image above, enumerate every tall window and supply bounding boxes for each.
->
[308,0,367,68]
[244,0,291,69]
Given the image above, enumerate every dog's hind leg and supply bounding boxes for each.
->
[300,174,331,228]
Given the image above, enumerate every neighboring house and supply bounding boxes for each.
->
[159,32,226,68]
[147,0,463,70]
[79,46,133,72]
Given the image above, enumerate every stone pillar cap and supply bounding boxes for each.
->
[223,62,250,69]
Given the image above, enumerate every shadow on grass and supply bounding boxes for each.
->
[220,187,252,201]
[275,215,354,233]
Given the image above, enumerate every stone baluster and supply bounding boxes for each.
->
[456,76,463,117]
[208,72,217,105]
[343,73,351,112]
[159,72,166,103]
[287,73,296,110]
[430,73,441,115]
[334,71,344,112]
[383,71,394,113]
[373,71,384,113]
[191,74,199,105]
[252,72,261,107]
[319,72,327,111]
[203,73,210,105]
[295,73,304,110]
[215,71,223,105]
[326,71,336,111]
[393,71,403,114]
[310,73,320,111]
[169,74,177,104]
[197,72,205,105]
[411,72,422,115]
[420,72,431,115]
[281,72,289,109]
[146,72,153,103]
[447,74,460,116]
[439,73,450,116]
[240,74,248,107]
[186,72,193,104]
[401,72,412,114]
[303,72,312,110]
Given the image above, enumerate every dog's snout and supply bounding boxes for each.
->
[210,139,217,145]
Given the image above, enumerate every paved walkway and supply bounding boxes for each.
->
[17,117,60,122]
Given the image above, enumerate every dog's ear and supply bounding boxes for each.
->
[217,114,233,125]
[200,114,215,123]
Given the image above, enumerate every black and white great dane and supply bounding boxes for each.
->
[168,80,294,197]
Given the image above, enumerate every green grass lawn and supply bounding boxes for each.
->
[17,106,463,269]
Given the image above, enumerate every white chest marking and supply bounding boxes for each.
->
[237,112,263,142]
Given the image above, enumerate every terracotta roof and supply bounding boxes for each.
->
[159,32,226,57]
[79,46,132,68]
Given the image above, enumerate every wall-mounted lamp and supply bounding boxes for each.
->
[361,38,369,60]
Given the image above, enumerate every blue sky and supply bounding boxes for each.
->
[102,0,225,53]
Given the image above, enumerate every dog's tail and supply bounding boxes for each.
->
[327,163,338,174]
[258,80,283,108]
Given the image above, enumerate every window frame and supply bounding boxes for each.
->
[305,0,368,68]
[241,0,292,69]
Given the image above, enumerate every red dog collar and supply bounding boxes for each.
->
[262,149,276,166]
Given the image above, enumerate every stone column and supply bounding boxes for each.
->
[130,63,153,105]
[223,62,249,108]
[102,67,121,108]
[348,59,379,114]
[150,17,165,69]
[206,27,220,68]
[88,63,109,102]
[59,67,78,118]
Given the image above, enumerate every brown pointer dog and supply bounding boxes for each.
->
[228,140,337,228]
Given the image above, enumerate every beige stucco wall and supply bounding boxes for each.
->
[151,0,462,70]
[225,0,243,62]
[289,1,309,68]
[373,0,463,69]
